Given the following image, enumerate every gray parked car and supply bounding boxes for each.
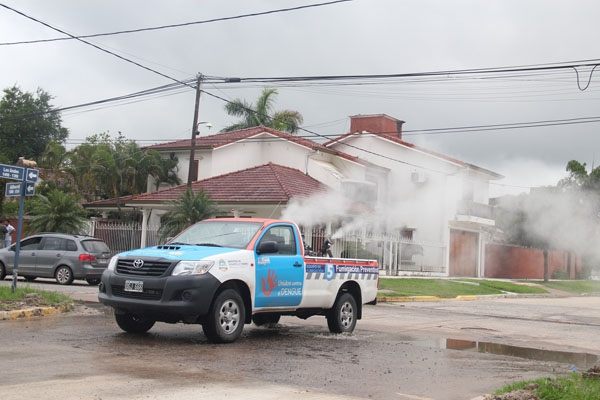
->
[0,233,112,285]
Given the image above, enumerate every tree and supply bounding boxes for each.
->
[495,159,600,279]
[26,189,87,234]
[149,152,182,191]
[559,160,600,194]
[37,140,76,195]
[222,88,303,134]
[0,86,68,163]
[67,132,174,204]
[158,187,221,241]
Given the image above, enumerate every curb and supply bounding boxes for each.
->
[378,295,477,302]
[377,292,600,303]
[1,303,74,321]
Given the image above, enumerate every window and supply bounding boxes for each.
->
[190,160,199,182]
[42,237,64,251]
[65,240,78,251]
[260,226,297,255]
[20,237,42,250]
[81,240,109,253]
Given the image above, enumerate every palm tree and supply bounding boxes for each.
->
[158,187,221,241]
[26,189,87,234]
[222,88,303,134]
[149,152,181,191]
[38,140,76,195]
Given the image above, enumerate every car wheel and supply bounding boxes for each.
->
[0,262,5,280]
[202,289,245,343]
[55,266,74,285]
[115,312,155,333]
[327,292,358,334]
[252,313,281,326]
[86,278,101,285]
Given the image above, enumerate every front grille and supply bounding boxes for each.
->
[116,259,173,277]
[111,285,163,300]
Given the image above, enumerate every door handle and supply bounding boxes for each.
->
[293,262,303,268]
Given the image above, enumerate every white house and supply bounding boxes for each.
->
[325,114,503,276]
[86,114,502,277]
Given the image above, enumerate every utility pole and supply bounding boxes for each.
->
[187,74,203,188]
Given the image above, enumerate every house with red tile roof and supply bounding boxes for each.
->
[89,163,326,216]
[143,125,368,193]
[86,114,503,277]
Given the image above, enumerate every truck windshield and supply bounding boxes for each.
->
[169,221,264,249]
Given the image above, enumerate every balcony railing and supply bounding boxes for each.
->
[456,200,494,220]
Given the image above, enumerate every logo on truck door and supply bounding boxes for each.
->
[254,226,304,308]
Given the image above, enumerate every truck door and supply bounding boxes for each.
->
[254,225,304,308]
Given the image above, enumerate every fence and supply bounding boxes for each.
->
[301,227,446,275]
[89,221,161,254]
[88,221,447,275]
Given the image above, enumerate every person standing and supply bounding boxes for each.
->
[0,221,6,249]
[3,219,14,247]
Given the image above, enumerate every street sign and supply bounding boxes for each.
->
[4,182,35,197]
[5,182,21,197]
[25,168,39,183]
[0,164,24,181]
[25,182,35,196]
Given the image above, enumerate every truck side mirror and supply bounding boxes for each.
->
[257,241,278,255]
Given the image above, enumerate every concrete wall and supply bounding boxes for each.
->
[484,243,583,279]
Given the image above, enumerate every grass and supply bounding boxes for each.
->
[492,373,600,399]
[0,285,73,311]
[378,278,549,298]
[539,280,600,294]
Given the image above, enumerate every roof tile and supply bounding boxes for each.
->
[86,163,326,206]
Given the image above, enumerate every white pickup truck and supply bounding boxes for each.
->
[98,218,379,343]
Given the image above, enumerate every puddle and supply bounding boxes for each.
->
[445,338,598,369]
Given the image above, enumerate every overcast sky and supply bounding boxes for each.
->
[1,0,599,197]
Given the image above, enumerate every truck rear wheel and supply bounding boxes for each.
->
[203,289,245,343]
[115,312,155,333]
[327,292,357,334]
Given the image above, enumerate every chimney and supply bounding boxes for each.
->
[349,114,405,139]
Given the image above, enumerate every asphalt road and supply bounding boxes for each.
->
[1,278,600,400]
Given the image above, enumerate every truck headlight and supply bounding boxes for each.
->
[107,256,118,271]
[172,260,214,276]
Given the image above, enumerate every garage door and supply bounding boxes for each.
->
[449,230,478,277]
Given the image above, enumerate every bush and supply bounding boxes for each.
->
[551,269,569,280]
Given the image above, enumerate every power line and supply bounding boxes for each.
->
[402,116,600,136]
[0,79,196,124]
[0,3,195,88]
[0,1,352,46]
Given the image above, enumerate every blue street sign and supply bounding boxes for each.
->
[4,182,35,197]
[5,182,21,197]
[0,164,24,181]
[25,168,39,183]
[25,182,35,196]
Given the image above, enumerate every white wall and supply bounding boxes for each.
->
[328,134,469,245]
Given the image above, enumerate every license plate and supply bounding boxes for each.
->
[124,280,144,293]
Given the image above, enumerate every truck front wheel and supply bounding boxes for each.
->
[115,312,155,333]
[327,292,358,334]
[203,289,245,343]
